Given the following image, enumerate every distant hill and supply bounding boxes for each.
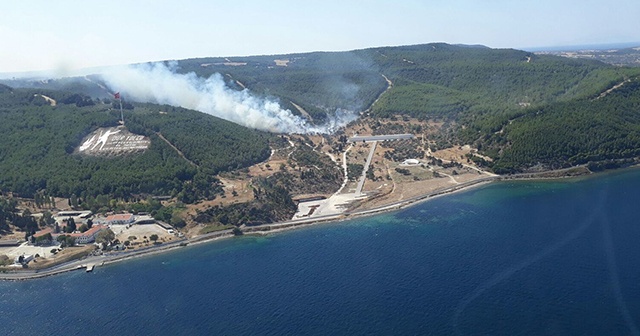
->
[535,46,640,67]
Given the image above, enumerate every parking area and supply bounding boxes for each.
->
[0,242,60,259]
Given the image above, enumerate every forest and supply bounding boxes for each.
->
[490,79,640,173]
[4,43,640,174]
[0,87,272,204]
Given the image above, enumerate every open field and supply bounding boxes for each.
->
[112,223,177,247]
[0,242,59,259]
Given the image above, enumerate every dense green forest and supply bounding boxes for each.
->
[0,87,271,203]
[366,45,638,124]
[490,79,640,173]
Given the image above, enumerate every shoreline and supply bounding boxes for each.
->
[3,165,633,281]
[243,179,496,237]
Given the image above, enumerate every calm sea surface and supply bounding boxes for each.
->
[2,169,640,335]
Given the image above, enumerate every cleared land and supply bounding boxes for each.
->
[111,223,177,248]
[292,120,493,219]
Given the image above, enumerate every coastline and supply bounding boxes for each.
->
[0,177,490,281]
[4,164,631,281]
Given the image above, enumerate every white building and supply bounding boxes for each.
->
[71,225,107,244]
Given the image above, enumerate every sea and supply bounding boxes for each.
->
[2,169,640,335]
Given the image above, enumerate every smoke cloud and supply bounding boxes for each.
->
[100,62,356,134]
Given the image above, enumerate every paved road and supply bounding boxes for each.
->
[356,141,377,195]
[348,134,414,143]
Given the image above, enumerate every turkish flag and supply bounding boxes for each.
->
[114,92,120,99]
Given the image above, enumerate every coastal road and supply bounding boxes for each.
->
[348,176,498,216]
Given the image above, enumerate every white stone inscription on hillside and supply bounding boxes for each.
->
[78,127,150,156]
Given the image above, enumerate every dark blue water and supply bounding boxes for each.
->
[3,169,640,335]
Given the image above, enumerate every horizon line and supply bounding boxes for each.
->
[2,40,639,79]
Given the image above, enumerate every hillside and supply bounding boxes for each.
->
[187,44,640,172]
[0,87,271,204]
[176,52,388,123]
[356,44,640,170]
[3,43,640,173]
[356,44,634,125]
[491,79,640,173]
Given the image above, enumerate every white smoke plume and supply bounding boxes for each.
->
[100,62,356,134]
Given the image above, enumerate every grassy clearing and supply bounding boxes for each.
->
[391,163,435,183]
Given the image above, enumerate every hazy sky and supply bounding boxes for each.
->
[1,0,639,73]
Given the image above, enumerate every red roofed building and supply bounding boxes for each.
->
[105,214,135,225]
[33,227,54,238]
[70,225,107,244]
[32,228,55,245]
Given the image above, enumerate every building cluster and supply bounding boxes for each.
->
[9,210,173,267]
[32,224,108,245]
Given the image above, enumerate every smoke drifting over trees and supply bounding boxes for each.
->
[101,63,356,134]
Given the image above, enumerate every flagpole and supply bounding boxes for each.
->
[119,97,124,126]
[115,92,124,126]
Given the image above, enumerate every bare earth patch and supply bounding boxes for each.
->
[112,224,176,248]
[29,245,94,269]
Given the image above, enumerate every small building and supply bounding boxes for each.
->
[293,195,327,204]
[348,134,415,143]
[105,214,135,225]
[155,221,173,230]
[71,225,107,244]
[56,210,92,219]
[134,215,156,224]
[0,240,20,247]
